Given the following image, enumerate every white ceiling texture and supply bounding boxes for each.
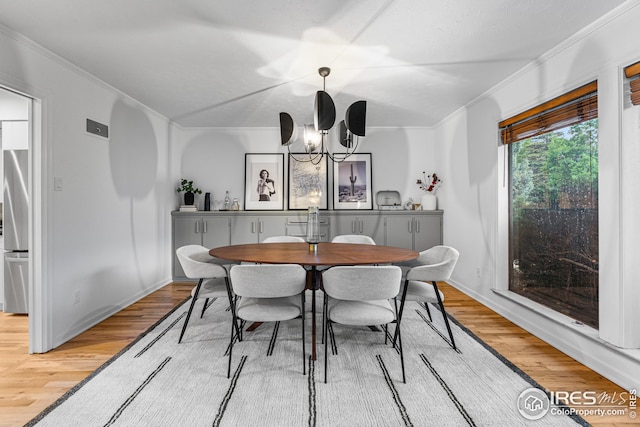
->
[0,0,627,128]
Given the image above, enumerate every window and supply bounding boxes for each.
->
[500,82,599,328]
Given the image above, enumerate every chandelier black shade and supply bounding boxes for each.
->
[279,112,296,146]
[314,91,336,131]
[344,100,367,137]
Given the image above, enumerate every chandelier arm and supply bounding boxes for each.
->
[287,144,325,164]
[326,135,359,163]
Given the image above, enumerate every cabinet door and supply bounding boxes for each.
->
[359,215,385,244]
[202,216,231,249]
[331,214,358,238]
[230,216,259,244]
[173,216,204,278]
[257,216,287,242]
[384,215,414,250]
[413,215,443,252]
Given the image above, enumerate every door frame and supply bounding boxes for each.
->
[1,81,49,353]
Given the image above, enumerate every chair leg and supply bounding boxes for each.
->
[224,277,243,342]
[423,301,433,321]
[432,281,456,350]
[393,298,406,383]
[178,279,203,343]
[228,308,236,379]
[321,292,327,344]
[393,279,409,347]
[301,292,306,375]
[324,301,329,383]
[200,298,210,318]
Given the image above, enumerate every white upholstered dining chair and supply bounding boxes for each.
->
[175,245,239,344]
[261,235,305,243]
[228,264,307,378]
[331,234,376,245]
[395,245,460,350]
[322,265,404,383]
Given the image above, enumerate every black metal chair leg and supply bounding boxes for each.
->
[178,279,203,343]
[424,301,433,321]
[227,309,236,379]
[301,292,306,375]
[394,298,406,383]
[200,298,209,318]
[224,277,242,343]
[393,279,409,347]
[324,302,329,383]
[432,281,456,350]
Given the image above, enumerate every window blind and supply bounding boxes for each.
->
[624,60,640,105]
[499,81,598,145]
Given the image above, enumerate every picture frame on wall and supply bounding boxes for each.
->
[244,153,285,210]
[288,154,328,210]
[333,153,373,210]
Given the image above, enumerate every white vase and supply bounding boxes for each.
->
[421,193,437,210]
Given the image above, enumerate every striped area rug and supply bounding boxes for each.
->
[26,293,587,426]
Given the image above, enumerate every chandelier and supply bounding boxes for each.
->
[279,67,367,164]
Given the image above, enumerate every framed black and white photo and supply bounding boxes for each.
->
[333,153,373,210]
[244,153,284,210]
[288,154,328,210]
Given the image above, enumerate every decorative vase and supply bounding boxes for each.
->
[421,193,437,210]
[184,191,195,206]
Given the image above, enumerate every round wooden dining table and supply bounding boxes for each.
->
[210,242,419,360]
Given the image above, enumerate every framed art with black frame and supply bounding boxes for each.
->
[333,153,373,210]
[244,153,285,210]
[287,154,328,210]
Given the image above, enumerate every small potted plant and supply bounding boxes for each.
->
[176,179,202,205]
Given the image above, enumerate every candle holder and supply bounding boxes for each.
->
[306,206,320,254]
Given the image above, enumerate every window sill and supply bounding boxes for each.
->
[491,288,640,362]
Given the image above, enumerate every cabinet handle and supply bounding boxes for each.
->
[415,219,420,233]
[352,221,356,234]
[259,221,264,233]
[408,220,412,233]
[195,221,200,234]
[203,220,207,234]
[251,222,256,234]
[359,220,363,234]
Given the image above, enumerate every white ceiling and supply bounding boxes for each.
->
[0,0,627,128]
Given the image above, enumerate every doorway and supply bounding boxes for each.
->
[0,85,42,353]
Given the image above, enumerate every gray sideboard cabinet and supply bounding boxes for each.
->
[384,212,443,252]
[172,210,443,279]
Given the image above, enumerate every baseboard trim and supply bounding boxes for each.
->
[53,278,172,348]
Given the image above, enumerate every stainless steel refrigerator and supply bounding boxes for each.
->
[3,149,29,313]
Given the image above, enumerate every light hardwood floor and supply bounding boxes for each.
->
[0,282,633,426]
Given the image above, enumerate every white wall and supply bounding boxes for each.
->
[170,126,435,211]
[436,2,640,390]
[0,25,173,349]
